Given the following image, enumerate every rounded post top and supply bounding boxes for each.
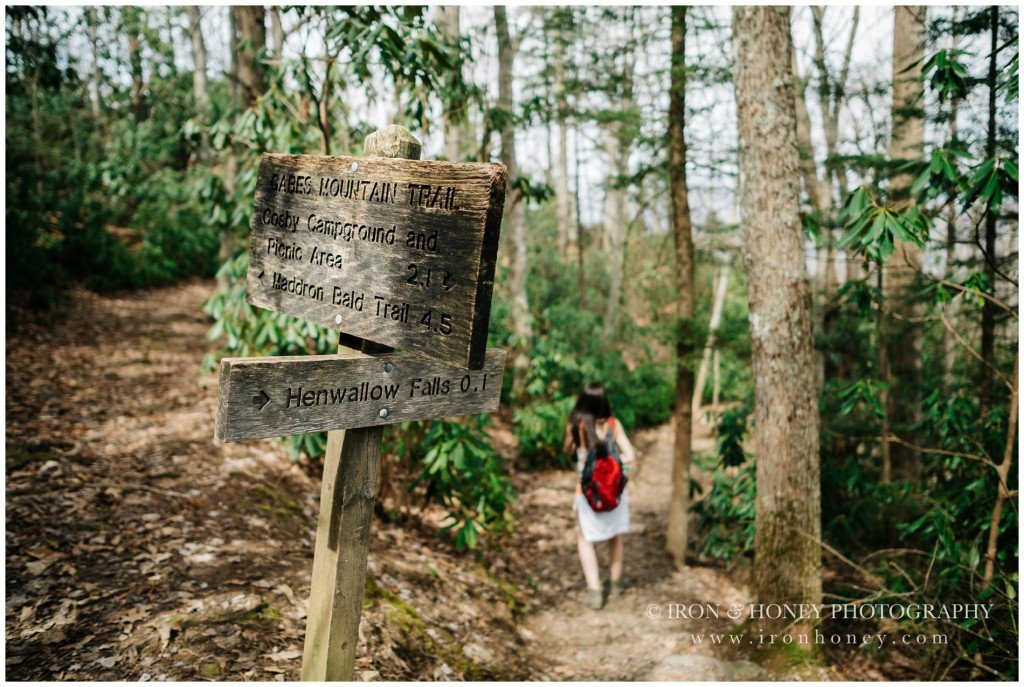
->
[363,125,422,160]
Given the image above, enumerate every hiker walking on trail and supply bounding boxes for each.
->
[563,382,636,610]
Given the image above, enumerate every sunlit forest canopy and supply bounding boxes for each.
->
[4,4,1020,680]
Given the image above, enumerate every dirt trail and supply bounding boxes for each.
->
[6,282,323,679]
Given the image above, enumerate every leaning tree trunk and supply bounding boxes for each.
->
[883,5,926,483]
[692,265,730,411]
[494,6,532,401]
[733,5,822,638]
[666,5,696,568]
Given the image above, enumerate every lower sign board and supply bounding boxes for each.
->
[215,349,506,442]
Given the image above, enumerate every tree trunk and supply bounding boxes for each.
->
[228,7,239,102]
[437,5,463,162]
[666,6,695,567]
[88,8,101,119]
[792,45,831,394]
[187,6,211,164]
[712,349,721,409]
[575,125,585,310]
[495,6,532,401]
[601,15,636,336]
[553,11,573,258]
[233,5,267,108]
[693,265,730,411]
[733,5,822,637]
[884,5,926,482]
[980,6,999,399]
[982,354,1017,588]
[943,10,961,387]
[270,6,284,58]
[601,130,627,334]
[125,8,148,123]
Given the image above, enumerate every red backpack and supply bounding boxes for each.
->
[579,418,628,512]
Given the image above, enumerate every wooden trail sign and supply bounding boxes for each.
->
[208,125,508,681]
[214,349,505,442]
[247,152,506,370]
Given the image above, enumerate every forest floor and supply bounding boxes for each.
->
[6,280,898,680]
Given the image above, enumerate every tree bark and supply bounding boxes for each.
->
[666,6,695,567]
[601,12,636,336]
[980,6,999,399]
[228,7,239,102]
[733,5,822,637]
[233,5,267,109]
[125,8,148,123]
[693,265,730,411]
[495,6,532,401]
[269,6,284,58]
[187,6,211,164]
[88,8,101,119]
[982,354,1017,588]
[553,9,574,259]
[575,125,585,310]
[884,5,926,482]
[437,5,463,162]
[792,44,831,393]
[943,9,962,387]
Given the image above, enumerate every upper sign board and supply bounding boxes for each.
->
[247,153,507,370]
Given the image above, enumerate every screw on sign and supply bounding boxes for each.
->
[213,125,508,680]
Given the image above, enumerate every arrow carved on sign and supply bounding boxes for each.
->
[252,390,271,410]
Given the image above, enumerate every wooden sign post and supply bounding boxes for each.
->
[213,125,508,680]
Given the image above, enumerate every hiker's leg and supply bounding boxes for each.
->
[576,528,601,590]
[609,534,624,582]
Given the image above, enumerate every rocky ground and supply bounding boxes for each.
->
[6,280,907,680]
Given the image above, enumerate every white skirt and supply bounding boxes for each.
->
[576,489,630,543]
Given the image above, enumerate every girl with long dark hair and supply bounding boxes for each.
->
[563,382,636,609]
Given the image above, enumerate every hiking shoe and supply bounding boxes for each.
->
[609,579,624,597]
[585,588,604,610]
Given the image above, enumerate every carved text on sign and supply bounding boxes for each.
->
[247,154,506,370]
[215,349,506,442]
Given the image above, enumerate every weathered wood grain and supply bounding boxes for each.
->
[246,152,507,370]
[214,349,505,442]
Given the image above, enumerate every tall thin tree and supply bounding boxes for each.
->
[495,6,532,400]
[87,8,101,119]
[883,5,926,483]
[552,8,574,259]
[666,5,695,567]
[437,5,463,162]
[186,6,210,164]
[980,5,1000,399]
[601,10,637,336]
